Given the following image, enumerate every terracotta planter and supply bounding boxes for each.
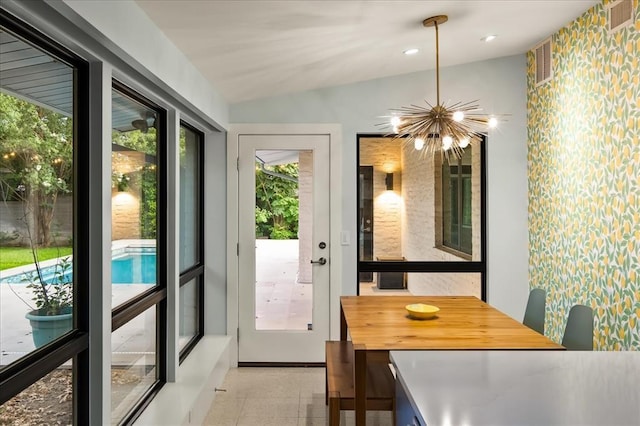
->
[25,307,72,348]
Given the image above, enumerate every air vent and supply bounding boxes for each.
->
[609,0,633,32]
[535,38,552,86]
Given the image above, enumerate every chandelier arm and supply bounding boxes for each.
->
[402,117,437,137]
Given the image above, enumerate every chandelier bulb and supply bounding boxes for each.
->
[459,137,470,149]
[442,135,453,150]
[414,138,425,150]
[488,117,498,128]
[452,111,464,122]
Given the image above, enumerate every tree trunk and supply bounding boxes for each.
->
[37,192,56,247]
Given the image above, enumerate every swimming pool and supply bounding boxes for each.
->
[0,249,157,285]
[112,253,156,284]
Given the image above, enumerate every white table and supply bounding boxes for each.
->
[391,350,640,426]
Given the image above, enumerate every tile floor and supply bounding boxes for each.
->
[202,367,394,426]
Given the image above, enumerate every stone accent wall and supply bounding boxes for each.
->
[359,137,403,260]
[400,142,482,296]
[407,273,481,297]
[297,151,313,283]
[112,190,141,241]
[472,142,482,261]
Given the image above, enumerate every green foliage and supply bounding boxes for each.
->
[140,165,157,238]
[0,230,19,245]
[255,163,299,239]
[112,127,158,239]
[23,256,72,316]
[0,93,73,246]
[111,172,130,191]
[112,126,157,155]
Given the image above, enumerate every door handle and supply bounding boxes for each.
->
[310,257,327,265]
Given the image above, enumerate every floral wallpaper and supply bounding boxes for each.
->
[527,0,640,350]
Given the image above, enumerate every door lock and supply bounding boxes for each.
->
[310,257,327,265]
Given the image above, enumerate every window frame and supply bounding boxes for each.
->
[109,80,168,426]
[0,10,91,422]
[440,152,473,257]
[177,120,205,363]
[355,133,487,301]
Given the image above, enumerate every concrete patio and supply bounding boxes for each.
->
[1,239,410,367]
[0,281,154,367]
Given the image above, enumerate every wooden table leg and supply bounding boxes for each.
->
[340,303,347,341]
[354,346,367,426]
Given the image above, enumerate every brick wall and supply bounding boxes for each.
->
[400,141,482,296]
[359,137,403,260]
[112,191,141,240]
[472,142,481,261]
[297,151,313,283]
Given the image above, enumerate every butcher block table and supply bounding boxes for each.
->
[339,295,564,425]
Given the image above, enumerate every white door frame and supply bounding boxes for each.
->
[226,123,342,365]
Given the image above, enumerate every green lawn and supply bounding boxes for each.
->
[0,247,73,270]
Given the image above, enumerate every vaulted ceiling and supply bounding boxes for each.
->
[135,0,599,103]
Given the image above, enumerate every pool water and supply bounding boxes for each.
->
[112,254,157,284]
[0,253,156,285]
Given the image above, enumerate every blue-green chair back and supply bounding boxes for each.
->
[561,305,593,350]
[523,288,546,335]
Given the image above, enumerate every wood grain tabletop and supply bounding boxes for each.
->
[340,295,564,350]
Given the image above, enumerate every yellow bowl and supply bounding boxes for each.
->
[406,303,440,319]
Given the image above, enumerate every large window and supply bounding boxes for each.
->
[178,123,204,360]
[2,6,212,425]
[0,14,90,424]
[110,83,166,425]
[442,148,473,256]
[356,135,486,298]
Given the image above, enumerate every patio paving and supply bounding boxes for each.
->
[255,239,312,330]
[1,239,409,367]
[0,282,153,367]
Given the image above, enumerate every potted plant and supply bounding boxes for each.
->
[22,256,73,348]
[0,93,74,347]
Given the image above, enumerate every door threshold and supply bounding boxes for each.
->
[238,362,325,368]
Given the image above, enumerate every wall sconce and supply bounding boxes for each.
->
[385,173,394,191]
[113,172,130,192]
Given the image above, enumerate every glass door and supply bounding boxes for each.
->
[238,135,330,363]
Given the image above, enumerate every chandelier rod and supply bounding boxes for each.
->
[435,20,440,106]
[423,15,448,107]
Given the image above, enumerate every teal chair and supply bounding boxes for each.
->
[561,305,593,350]
[523,288,546,335]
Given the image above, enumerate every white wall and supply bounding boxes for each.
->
[60,0,229,129]
[230,55,529,319]
[204,130,228,334]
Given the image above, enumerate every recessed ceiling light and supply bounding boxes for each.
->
[403,48,419,55]
[481,35,497,42]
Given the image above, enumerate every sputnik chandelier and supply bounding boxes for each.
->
[388,15,502,159]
